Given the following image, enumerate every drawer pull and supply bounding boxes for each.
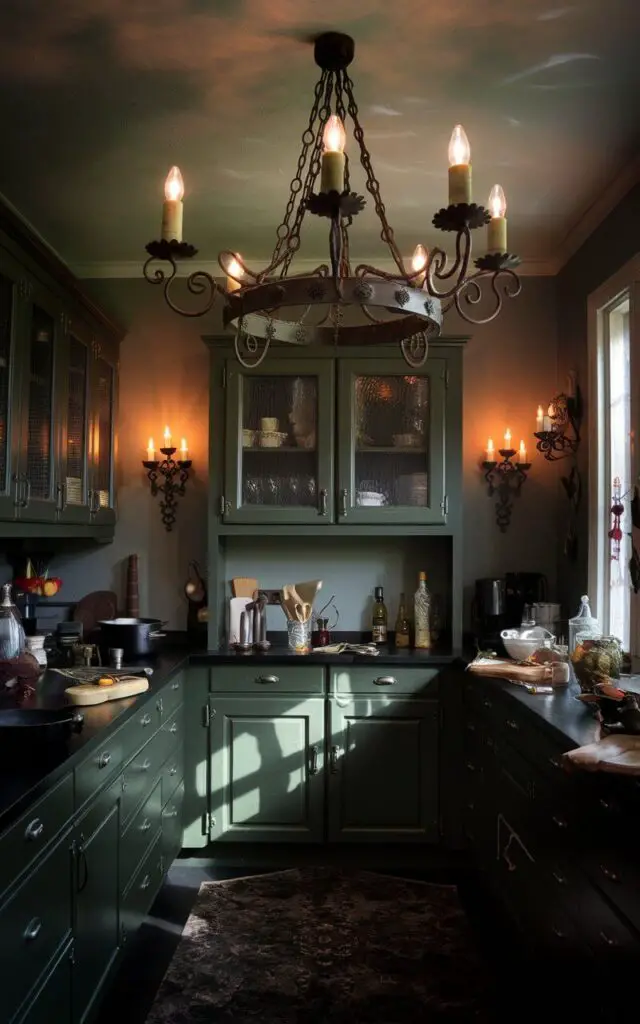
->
[98,751,111,769]
[600,931,617,947]
[139,759,152,772]
[482,699,492,709]
[169,765,178,777]
[156,699,163,714]
[23,918,42,942]
[600,865,620,883]
[140,874,151,891]
[506,719,519,731]
[548,757,561,770]
[552,815,568,829]
[164,807,179,819]
[330,746,340,773]
[552,925,566,939]
[552,871,567,885]
[139,818,152,833]
[374,675,397,686]
[486,736,496,750]
[467,801,475,811]
[466,722,476,732]
[171,681,180,691]
[599,798,613,811]
[255,675,279,685]
[169,723,178,734]
[309,745,319,775]
[466,762,477,773]
[24,819,44,842]
[140,714,152,727]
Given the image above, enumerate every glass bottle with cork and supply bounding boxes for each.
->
[372,586,388,645]
[414,572,431,650]
[395,593,410,648]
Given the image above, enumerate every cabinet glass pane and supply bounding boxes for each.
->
[65,335,88,504]
[94,358,114,507]
[27,305,54,499]
[241,375,318,508]
[0,274,13,490]
[354,374,429,508]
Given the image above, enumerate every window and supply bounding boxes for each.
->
[588,258,640,655]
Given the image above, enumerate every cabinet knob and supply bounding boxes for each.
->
[552,870,567,886]
[169,765,178,777]
[139,759,152,772]
[156,699,164,714]
[599,931,618,947]
[373,676,397,686]
[551,815,568,829]
[169,723,178,734]
[140,713,152,727]
[600,864,621,883]
[24,819,44,842]
[466,762,477,773]
[171,681,180,691]
[139,818,152,833]
[98,751,111,769]
[552,925,566,940]
[140,874,151,891]
[164,807,179,819]
[482,699,492,709]
[506,719,519,731]
[23,918,42,942]
[255,675,279,685]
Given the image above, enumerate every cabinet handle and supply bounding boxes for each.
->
[552,870,567,885]
[140,874,151,891]
[549,757,561,770]
[466,762,477,772]
[76,835,89,892]
[599,798,613,811]
[330,745,340,773]
[169,765,178,777]
[506,719,519,731]
[138,759,152,772]
[140,713,152,727]
[164,806,179,819]
[552,926,566,939]
[319,488,328,516]
[56,482,66,512]
[482,699,492,709]
[98,751,111,769]
[24,819,44,842]
[255,675,279,685]
[599,931,618,947]
[169,723,178,734]
[171,681,180,691]
[139,818,152,833]
[23,918,42,942]
[552,815,568,829]
[156,698,164,714]
[373,675,397,686]
[600,864,620,883]
[466,722,476,732]
[23,476,31,508]
[309,745,319,775]
[339,488,348,517]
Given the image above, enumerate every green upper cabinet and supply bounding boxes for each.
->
[0,248,24,518]
[58,315,92,524]
[223,358,335,524]
[337,357,447,525]
[88,344,117,525]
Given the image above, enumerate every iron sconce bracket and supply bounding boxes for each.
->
[534,388,582,462]
[482,449,531,533]
[142,447,192,531]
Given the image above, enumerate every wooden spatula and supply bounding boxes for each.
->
[231,577,258,598]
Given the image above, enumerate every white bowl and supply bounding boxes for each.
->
[357,491,385,507]
[501,626,555,661]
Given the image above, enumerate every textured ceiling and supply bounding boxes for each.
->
[0,0,638,272]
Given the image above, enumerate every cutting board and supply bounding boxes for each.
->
[65,676,150,706]
[467,657,552,682]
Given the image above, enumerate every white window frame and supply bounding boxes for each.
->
[587,255,640,657]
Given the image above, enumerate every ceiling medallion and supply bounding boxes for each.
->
[143,31,521,368]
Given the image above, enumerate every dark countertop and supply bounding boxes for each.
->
[0,649,189,834]
[190,646,462,666]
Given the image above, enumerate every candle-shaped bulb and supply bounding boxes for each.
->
[411,244,428,273]
[164,166,184,202]
[146,437,155,461]
[486,437,495,461]
[179,438,188,459]
[227,256,243,281]
[448,124,471,167]
[536,405,544,425]
[323,115,346,154]
[488,184,507,218]
[163,425,172,447]
[519,439,527,462]
[504,428,512,447]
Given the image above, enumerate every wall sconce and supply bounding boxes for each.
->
[533,377,582,461]
[142,426,192,531]
[481,429,531,533]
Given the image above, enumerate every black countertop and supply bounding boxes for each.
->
[190,646,462,666]
[0,650,189,834]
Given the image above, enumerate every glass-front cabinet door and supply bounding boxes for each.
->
[58,316,91,523]
[338,358,447,525]
[223,358,334,524]
[0,250,22,519]
[89,345,117,525]
[16,281,61,522]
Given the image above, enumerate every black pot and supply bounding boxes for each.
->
[0,708,84,765]
[97,618,164,658]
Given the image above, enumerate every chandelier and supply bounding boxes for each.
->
[143,31,521,369]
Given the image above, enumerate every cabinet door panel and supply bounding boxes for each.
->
[58,318,91,524]
[0,249,23,519]
[223,359,334,524]
[209,696,324,841]
[338,358,447,524]
[15,939,73,1024]
[328,698,439,842]
[89,350,116,524]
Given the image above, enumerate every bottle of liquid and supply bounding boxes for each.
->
[414,572,431,650]
[0,583,26,660]
[372,586,388,645]
[568,594,598,654]
[395,593,410,648]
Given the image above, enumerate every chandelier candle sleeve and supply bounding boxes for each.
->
[411,244,428,287]
[226,256,243,294]
[320,115,346,194]
[447,125,472,205]
[487,185,507,254]
[161,166,184,243]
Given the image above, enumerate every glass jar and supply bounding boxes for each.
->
[571,633,623,692]
[568,595,598,654]
[0,583,25,660]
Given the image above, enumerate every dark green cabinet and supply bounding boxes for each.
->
[58,316,92,524]
[16,940,73,1024]
[208,695,325,841]
[223,358,335,524]
[328,698,440,842]
[0,248,24,518]
[72,787,120,1024]
[88,344,117,525]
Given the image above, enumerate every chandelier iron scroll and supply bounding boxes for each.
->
[143,31,521,369]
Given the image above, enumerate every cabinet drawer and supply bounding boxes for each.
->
[162,778,184,866]
[159,671,184,720]
[0,834,72,1023]
[0,773,73,899]
[121,833,164,946]
[75,731,127,809]
[14,938,73,1024]
[121,779,162,892]
[159,703,183,762]
[121,728,169,827]
[118,698,163,759]
[161,752,183,807]
[211,664,325,694]
[331,665,438,696]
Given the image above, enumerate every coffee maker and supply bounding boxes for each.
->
[473,573,547,651]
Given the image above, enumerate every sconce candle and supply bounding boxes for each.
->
[543,405,553,431]
[504,428,512,449]
[163,425,172,449]
[142,428,193,531]
[320,114,346,193]
[519,440,527,463]
[146,437,156,462]
[161,166,184,243]
[536,405,544,432]
[448,124,472,205]
[179,438,189,460]
[486,438,495,462]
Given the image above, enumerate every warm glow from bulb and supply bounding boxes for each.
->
[537,405,544,419]
[227,256,243,280]
[488,184,507,218]
[179,438,188,458]
[163,425,172,445]
[323,115,346,154]
[411,244,428,273]
[448,124,471,166]
[164,166,184,202]
[504,428,512,446]
[148,437,154,450]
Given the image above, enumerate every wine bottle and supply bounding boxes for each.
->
[414,572,431,650]
[372,586,388,645]
[395,593,410,648]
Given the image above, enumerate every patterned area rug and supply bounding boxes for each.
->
[146,867,493,1022]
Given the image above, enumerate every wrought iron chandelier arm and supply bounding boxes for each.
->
[143,255,178,286]
[452,267,522,325]
[425,228,472,300]
[161,269,225,319]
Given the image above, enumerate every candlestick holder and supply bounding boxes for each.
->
[481,448,531,533]
[142,447,192,531]
[534,388,582,462]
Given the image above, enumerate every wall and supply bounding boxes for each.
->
[556,182,640,611]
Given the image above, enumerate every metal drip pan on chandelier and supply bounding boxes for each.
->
[143,30,521,368]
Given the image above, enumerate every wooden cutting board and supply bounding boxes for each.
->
[467,657,553,682]
[65,676,150,706]
[231,577,258,598]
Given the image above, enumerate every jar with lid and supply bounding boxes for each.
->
[568,595,598,654]
[0,583,25,660]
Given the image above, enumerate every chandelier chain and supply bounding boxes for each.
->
[334,71,352,275]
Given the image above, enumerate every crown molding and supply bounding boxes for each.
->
[70,254,558,280]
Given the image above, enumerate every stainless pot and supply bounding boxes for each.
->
[97,618,164,658]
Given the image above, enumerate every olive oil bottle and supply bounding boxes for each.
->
[372,586,388,645]
[394,593,410,648]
